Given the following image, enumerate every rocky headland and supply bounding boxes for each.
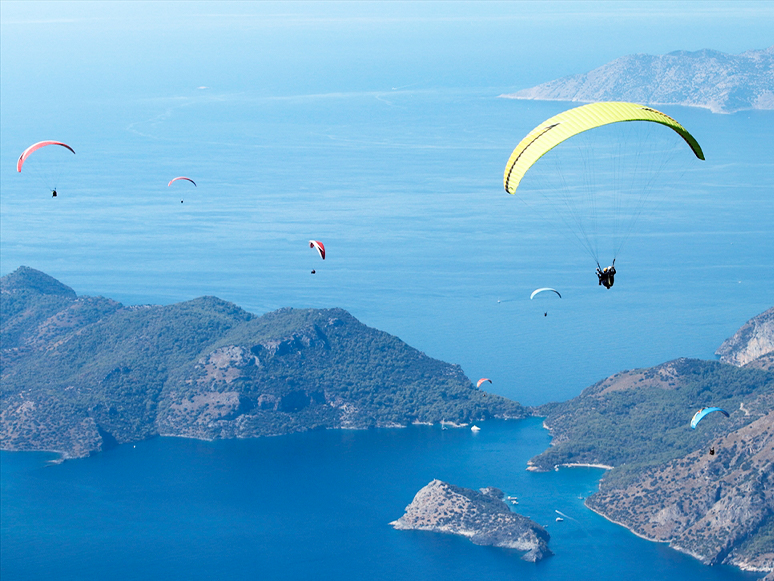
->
[391,479,551,562]
[500,46,774,114]
[716,307,774,369]
[0,267,525,459]
[530,308,774,577]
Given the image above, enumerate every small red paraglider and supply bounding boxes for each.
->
[309,240,325,260]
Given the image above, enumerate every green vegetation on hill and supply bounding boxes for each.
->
[528,323,774,574]
[1,267,525,458]
[531,358,773,485]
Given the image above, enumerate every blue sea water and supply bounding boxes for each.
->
[0,420,760,581]
[2,4,773,580]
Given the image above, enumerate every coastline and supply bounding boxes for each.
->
[557,462,613,470]
[583,500,670,544]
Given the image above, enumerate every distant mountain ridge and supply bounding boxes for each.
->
[529,308,774,576]
[501,47,774,113]
[0,267,525,459]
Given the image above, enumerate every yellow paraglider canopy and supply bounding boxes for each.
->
[504,102,704,195]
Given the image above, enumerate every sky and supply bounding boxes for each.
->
[2,1,773,105]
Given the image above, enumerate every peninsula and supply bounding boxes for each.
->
[500,46,774,114]
[0,267,525,459]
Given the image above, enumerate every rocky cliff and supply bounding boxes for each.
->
[391,479,551,562]
[1,267,525,459]
[500,47,774,114]
[716,308,774,367]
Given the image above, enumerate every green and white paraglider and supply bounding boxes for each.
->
[530,287,561,316]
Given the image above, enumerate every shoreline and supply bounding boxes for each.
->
[583,501,671,544]
[557,462,613,470]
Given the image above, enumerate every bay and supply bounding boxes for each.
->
[0,420,759,581]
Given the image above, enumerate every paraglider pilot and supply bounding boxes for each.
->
[52,189,57,198]
[596,261,616,289]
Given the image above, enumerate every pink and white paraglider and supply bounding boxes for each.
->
[168,177,196,203]
[17,141,75,197]
[17,141,75,173]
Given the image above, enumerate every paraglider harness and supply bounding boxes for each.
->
[596,260,616,289]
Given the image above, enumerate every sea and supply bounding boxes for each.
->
[1,4,773,580]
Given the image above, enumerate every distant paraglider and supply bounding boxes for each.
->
[168,177,196,203]
[17,141,75,173]
[691,407,730,455]
[476,378,492,389]
[690,407,730,429]
[530,288,562,300]
[530,287,561,316]
[17,141,75,196]
[309,240,325,260]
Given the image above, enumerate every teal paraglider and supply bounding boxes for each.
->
[690,407,729,429]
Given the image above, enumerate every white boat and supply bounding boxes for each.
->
[470,425,481,432]
[555,517,564,522]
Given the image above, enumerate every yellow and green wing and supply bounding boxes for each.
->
[503,102,704,194]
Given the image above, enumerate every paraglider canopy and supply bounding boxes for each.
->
[503,102,704,195]
[501,102,705,270]
[309,240,325,260]
[530,288,562,300]
[476,378,492,388]
[168,177,196,187]
[17,141,75,173]
[690,407,730,429]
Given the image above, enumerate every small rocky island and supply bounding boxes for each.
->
[391,479,551,562]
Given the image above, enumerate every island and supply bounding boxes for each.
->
[390,479,552,562]
[528,307,774,578]
[0,266,526,459]
[500,46,774,114]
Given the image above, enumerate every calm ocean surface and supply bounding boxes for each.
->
[0,420,760,581]
[2,5,773,579]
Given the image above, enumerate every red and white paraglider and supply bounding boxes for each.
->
[476,378,492,389]
[309,240,325,274]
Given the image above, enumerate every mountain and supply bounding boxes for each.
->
[0,267,525,459]
[500,47,774,114]
[391,479,552,562]
[529,309,774,576]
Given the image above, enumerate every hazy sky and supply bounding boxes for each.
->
[2,1,773,104]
